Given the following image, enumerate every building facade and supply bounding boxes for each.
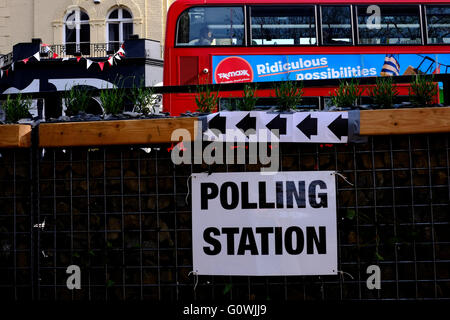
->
[0,0,174,55]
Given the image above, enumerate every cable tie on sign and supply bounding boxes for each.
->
[334,172,354,187]
[185,172,209,206]
[185,175,192,206]
[338,270,354,283]
[188,270,199,292]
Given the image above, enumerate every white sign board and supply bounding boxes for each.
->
[204,111,348,143]
[191,171,338,276]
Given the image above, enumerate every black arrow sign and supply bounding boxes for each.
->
[297,114,317,139]
[328,115,348,140]
[266,114,287,136]
[208,113,226,136]
[236,113,257,135]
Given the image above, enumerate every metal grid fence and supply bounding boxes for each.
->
[0,149,34,300]
[0,133,449,301]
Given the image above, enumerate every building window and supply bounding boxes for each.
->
[107,7,133,52]
[64,9,90,55]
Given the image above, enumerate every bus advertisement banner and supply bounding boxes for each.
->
[212,53,450,84]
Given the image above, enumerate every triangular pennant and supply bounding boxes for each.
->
[52,53,59,59]
[86,59,93,69]
[11,63,14,71]
[0,70,3,78]
[76,56,82,63]
[6,69,9,77]
[118,47,125,55]
[22,58,29,64]
[62,57,69,61]
[114,53,121,60]
[98,62,105,71]
[33,52,40,61]
[108,56,114,66]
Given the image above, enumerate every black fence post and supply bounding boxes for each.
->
[443,80,450,105]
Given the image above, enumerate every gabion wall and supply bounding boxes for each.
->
[0,134,449,300]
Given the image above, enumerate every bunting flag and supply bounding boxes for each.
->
[1,45,126,76]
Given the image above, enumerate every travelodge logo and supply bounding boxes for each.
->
[214,56,254,84]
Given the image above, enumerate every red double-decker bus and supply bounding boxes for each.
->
[163,0,450,115]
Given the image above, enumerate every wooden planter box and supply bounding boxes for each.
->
[38,117,198,147]
[34,107,450,148]
[0,124,32,148]
[360,106,450,135]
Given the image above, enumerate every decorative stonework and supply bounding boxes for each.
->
[0,0,170,54]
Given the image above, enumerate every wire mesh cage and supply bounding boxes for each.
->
[0,149,34,300]
[0,133,449,301]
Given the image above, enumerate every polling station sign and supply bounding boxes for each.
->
[212,53,450,84]
[191,171,338,276]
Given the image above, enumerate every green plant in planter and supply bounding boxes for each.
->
[131,84,157,115]
[237,84,258,111]
[330,78,362,108]
[63,85,93,116]
[409,75,437,106]
[1,93,32,123]
[275,80,303,111]
[195,84,219,113]
[370,77,399,109]
[100,87,126,115]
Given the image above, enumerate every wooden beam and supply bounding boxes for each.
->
[0,124,32,148]
[360,107,450,135]
[39,118,198,147]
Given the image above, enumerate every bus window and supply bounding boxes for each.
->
[176,7,244,46]
[250,6,316,46]
[321,6,353,45]
[357,5,421,45]
[426,6,450,44]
